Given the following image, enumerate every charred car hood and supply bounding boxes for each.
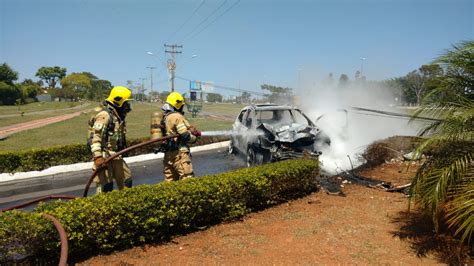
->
[258,123,319,143]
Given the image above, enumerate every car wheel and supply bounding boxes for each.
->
[246,146,256,167]
[228,139,236,154]
[254,150,265,165]
[262,150,272,164]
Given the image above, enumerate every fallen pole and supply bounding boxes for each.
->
[350,106,443,122]
[83,134,178,197]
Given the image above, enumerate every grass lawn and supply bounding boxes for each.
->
[199,102,245,117]
[0,102,234,151]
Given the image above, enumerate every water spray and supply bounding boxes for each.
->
[200,130,235,137]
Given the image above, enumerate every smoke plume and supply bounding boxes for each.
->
[297,72,422,174]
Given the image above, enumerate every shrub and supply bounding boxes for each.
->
[361,136,420,167]
[0,136,229,173]
[0,158,319,263]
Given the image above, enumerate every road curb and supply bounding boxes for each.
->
[0,141,230,184]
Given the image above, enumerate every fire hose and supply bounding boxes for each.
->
[1,195,78,212]
[1,134,179,265]
[42,213,68,266]
[1,196,75,265]
[83,134,178,197]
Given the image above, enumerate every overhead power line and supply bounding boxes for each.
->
[187,0,240,41]
[179,0,228,43]
[176,76,265,96]
[165,0,206,43]
[155,78,169,85]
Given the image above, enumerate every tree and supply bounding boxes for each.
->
[19,79,43,101]
[240,91,251,103]
[355,70,361,80]
[60,73,92,101]
[322,73,335,88]
[206,92,223,103]
[410,41,474,244]
[403,70,425,105]
[384,77,411,105]
[261,84,293,104]
[354,70,367,83]
[434,40,474,101]
[399,64,444,105]
[0,63,19,85]
[21,78,43,87]
[338,74,349,88]
[158,91,170,102]
[35,66,67,89]
[92,79,113,101]
[77,72,112,101]
[0,81,21,105]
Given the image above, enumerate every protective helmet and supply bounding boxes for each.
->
[106,86,132,107]
[166,92,185,109]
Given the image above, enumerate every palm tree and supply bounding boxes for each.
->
[410,41,474,243]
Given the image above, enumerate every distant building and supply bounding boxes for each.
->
[37,94,52,102]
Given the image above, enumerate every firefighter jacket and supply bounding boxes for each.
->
[90,105,127,158]
[164,112,196,152]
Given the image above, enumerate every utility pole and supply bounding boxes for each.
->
[146,66,156,102]
[139,78,146,102]
[164,44,182,92]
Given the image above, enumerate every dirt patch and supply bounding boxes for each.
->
[78,161,470,265]
[0,111,84,137]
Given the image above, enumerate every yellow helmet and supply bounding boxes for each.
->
[166,92,185,109]
[106,86,132,107]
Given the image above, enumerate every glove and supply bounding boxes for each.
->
[192,130,202,137]
[94,156,105,167]
[153,146,166,154]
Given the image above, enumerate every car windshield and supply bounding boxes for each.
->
[293,110,311,125]
[255,109,309,126]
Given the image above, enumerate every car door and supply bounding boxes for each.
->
[232,109,247,152]
[240,109,254,150]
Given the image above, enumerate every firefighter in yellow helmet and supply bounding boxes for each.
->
[88,86,133,193]
[159,92,201,181]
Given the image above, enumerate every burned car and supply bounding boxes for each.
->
[229,104,330,166]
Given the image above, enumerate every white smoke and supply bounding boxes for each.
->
[298,72,422,174]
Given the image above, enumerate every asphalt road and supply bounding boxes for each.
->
[0,147,246,210]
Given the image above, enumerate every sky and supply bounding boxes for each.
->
[0,0,472,97]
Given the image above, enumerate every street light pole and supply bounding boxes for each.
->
[360,57,366,76]
[146,66,156,102]
[297,68,302,91]
[147,51,167,67]
[139,78,146,101]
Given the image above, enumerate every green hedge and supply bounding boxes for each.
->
[0,158,319,263]
[0,136,228,173]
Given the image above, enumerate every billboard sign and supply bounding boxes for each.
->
[189,80,201,90]
[201,81,214,92]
